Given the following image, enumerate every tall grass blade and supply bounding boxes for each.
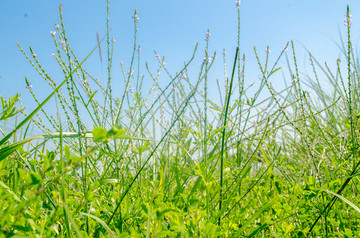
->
[218,46,239,226]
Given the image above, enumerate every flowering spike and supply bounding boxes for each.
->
[344,7,352,27]
[265,46,271,54]
[205,30,211,40]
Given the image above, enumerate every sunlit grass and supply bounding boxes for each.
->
[1,2,360,237]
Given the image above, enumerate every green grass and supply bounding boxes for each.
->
[1,3,360,237]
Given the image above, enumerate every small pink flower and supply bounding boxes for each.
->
[205,31,211,40]
[236,0,241,8]
[292,76,297,84]
[265,47,271,54]
[203,56,211,62]
[50,31,56,36]
[180,73,187,79]
[344,13,352,27]
[31,52,37,57]
[133,14,139,20]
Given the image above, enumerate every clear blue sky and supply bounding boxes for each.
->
[1,0,360,123]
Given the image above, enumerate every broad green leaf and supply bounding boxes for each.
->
[24,171,41,185]
[80,212,116,238]
[92,127,109,142]
[0,135,42,162]
[100,179,120,185]
[190,176,203,194]
[0,181,21,202]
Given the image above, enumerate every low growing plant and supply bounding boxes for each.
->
[1,2,360,237]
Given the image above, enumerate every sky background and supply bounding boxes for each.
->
[1,0,360,129]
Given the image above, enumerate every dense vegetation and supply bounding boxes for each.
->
[1,2,360,237]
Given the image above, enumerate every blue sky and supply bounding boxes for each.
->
[1,0,360,124]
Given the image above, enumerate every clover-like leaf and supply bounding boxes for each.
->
[92,127,109,142]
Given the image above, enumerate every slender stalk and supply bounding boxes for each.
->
[218,46,239,226]
[308,6,356,233]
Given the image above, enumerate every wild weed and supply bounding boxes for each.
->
[1,2,360,237]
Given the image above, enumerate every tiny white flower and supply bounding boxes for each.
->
[265,47,271,54]
[133,14,139,20]
[205,31,211,40]
[292,77,297,84]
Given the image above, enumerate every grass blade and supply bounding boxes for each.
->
[218,46,239,225]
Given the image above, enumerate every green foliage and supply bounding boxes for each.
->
[1,2,360,237]
[92,126,130,143]
[0,94,23,121]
